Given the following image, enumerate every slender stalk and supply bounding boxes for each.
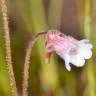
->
[0,0,18,96]
[22,32,47,96]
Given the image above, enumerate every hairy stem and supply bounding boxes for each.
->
[22,32,47,96]
[0,0,18,96]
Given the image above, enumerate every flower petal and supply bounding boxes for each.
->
[78,49,92,59]
[64,54,71,71]
[78,39,93,49]
[70,54,85,67]
[77,42,92,59]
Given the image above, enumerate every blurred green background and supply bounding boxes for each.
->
[0,0,96,96]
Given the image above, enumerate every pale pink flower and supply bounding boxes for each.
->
[45,30,93,71]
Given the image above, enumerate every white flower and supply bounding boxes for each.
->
[63,39,93,71]
[45,30,93,71]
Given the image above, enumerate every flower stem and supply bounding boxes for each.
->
[22,32,47,96]
[0,0,18,96]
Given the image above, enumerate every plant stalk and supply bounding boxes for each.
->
[0,0,18,95]
[22,32,47,96]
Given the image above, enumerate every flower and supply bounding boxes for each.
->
[45,30,93,71]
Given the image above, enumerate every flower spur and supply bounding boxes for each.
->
[45,30,93,71]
